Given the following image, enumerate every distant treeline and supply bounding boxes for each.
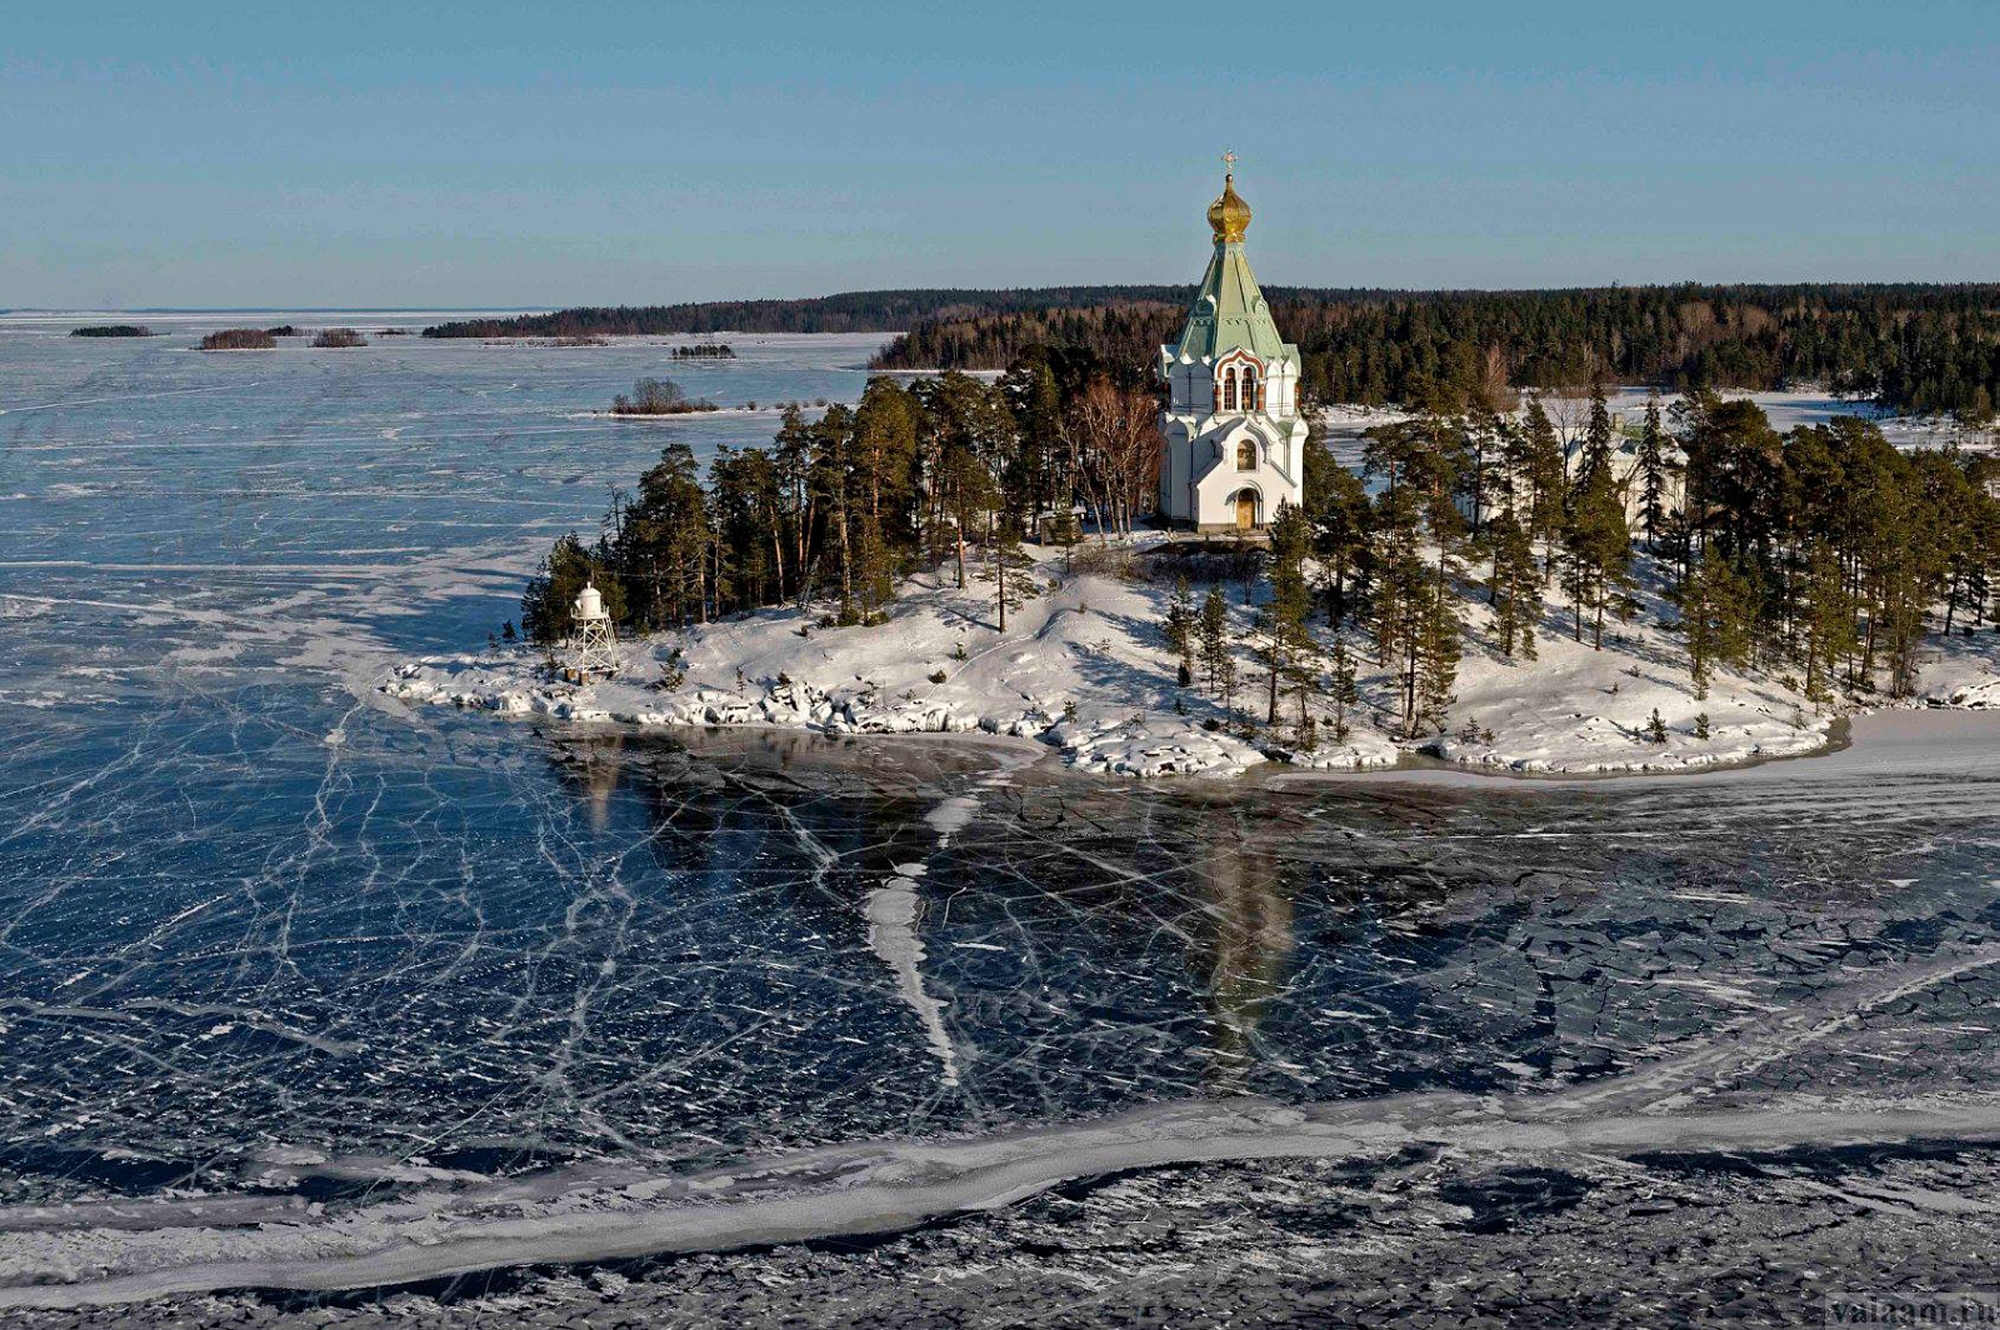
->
[420,288,1188,340]
[71,324,154,338]
[424,284,1999,419]
[875,284,2000,420]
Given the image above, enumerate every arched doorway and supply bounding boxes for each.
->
[1234,489,1257,530]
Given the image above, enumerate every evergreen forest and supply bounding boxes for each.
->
[431,284,2000,420]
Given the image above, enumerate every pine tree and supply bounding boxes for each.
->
[1679,551,1754,699]
[854,515,896,623]
[1798,538,1856,705]
[942,447,997,591]
[1365,413,1469,737]
[1258,502,1315,725]
[1560,464,1634,649]
[772,406,817,600]
[1512,397,1569,576]
[998,349,1065,527]
[1411,563,1462,738]
[1198,586,1231,701]
[1578,376,1615,485]
[913,371,1014,586]
[1486,513,1543,660]
[521,532,627,646]
[977,512,1037,630]
[1636,391,1669,551]
[1286,630,1325,743]
[1329,637,1360,742]
[1462,411,1509,536]
[810,404,858,622]
[1304,435,1373,627]
[852,377,921,603]
[617,444,711,628]
[1164,575,1197,677]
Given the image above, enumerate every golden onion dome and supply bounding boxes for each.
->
[1207,172,1252,243]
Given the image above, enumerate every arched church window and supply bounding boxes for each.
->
[1236,439,1256,471]
[1241,368,1258,411]
[1222,369,1237,412]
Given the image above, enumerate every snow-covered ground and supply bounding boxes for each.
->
[382,534,2000,780]
[1433,561,1831,775]
[1911,626,2000,710]
[1320,389,1996,460]
[386,537,1348,779]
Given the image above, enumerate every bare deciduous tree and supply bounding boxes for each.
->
[1062,378,1163,541]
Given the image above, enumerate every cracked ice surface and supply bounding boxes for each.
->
[4,722,1996,1196]
[5,323,2000,1321]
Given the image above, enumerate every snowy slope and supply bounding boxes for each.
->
[381,535,2000,780]
[1432,555,1830,774]
[387,537,1370,778]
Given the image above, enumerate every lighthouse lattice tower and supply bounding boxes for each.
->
[567,581,619,680]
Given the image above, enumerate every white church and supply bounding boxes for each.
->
[1157,161,1307,532]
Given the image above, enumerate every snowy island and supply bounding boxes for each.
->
[383,530,1999,781]
[388,169,1999,780]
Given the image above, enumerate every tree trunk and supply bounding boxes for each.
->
[769,508,787,604]
[837,514,852,607]
[1402,633,1418,740]
[1860,593,1879,688]
[992,510,1005,631]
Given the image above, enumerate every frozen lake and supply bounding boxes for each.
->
[1,320,1996,1325]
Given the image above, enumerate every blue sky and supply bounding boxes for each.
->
[4,1,1996,308]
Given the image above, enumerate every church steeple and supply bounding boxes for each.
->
[1169,155,1287,364]
[1207,154,1252,243]
[1155,155,1306,532]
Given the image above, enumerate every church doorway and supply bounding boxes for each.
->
[1234,490,1257,530]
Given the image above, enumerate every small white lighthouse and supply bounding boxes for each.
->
[567,581,618,680]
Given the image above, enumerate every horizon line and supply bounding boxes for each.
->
[8,277,2000,318]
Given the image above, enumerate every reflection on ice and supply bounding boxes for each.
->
[1192,826,1294,1080]
[865,875,960,1087]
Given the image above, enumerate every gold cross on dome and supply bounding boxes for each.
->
[1222,150,1237,173]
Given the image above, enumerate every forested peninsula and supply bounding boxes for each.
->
[422,284,2000,420]
[875,284,2000,421]
[420,289,1183,340]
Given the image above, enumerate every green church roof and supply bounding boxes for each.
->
[1167,240,1295,366]
[1164,174,1296,368]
